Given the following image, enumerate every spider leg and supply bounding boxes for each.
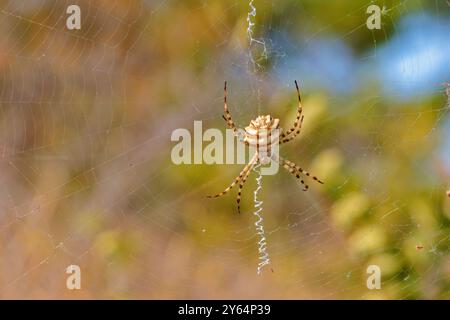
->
[207,153,257,199]
[236,157,257,213]
[223,81,237,134]
[280,115,304,144]
[272,154,309,191]
[278,155,324,185]
[280,80,303,142]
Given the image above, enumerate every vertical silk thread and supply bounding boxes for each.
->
[253,162,271,275]
[247,0,271,275]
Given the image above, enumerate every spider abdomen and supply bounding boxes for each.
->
[243,130,280,147]
[244,115,280,148]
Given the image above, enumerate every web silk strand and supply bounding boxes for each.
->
[246,0,271,275]
[253,162,271,275]
[246,0,267,74]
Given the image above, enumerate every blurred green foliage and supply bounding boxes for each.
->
[0,0,448,299]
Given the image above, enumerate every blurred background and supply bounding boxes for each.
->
[0,0,449,299]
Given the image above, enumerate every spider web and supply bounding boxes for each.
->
[0,0,449,299]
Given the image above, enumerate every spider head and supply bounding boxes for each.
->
[245,115,280,135]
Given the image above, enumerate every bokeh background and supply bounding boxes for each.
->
[0,0,449,299]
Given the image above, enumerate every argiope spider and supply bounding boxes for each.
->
[208,81,323,213]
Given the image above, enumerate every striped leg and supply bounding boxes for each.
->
[236,157,257,213]
[272,154,309,191]
[279,155,324,185]
[207,153,258,199]
[222,81,237,134]
[280,115,304,144]
[280,80,303,141]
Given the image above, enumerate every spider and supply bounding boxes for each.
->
[207,81,323,213]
